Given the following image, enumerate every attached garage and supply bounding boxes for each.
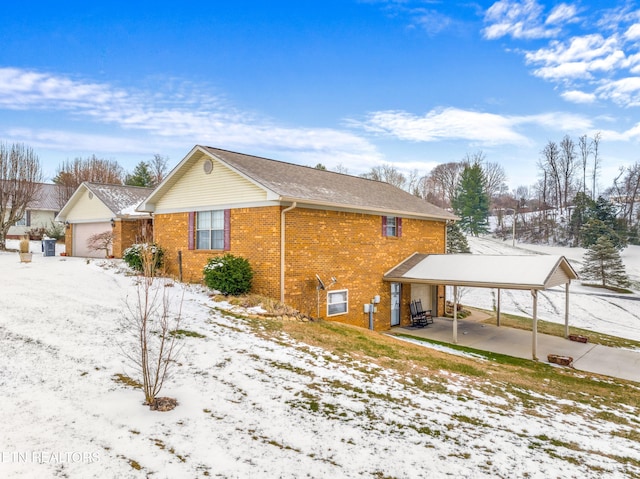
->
[73,222,112,258]
[56,182,153,258]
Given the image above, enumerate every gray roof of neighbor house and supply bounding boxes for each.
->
[0,182,62,211]
[141,145,457,220]
[32,183,63,211]
[57,182,154,220]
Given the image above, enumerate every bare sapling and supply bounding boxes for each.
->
[120,245,184,410]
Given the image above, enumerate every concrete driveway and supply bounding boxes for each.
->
[390,316,640,383]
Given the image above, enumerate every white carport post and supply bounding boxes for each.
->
[496,288,501,327]
[564,282,570,338]
[453,285,458,344]
[531,289,538,361]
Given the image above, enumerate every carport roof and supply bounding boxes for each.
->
[383,253,578,290]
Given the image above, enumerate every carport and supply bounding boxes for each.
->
[384,253,579,360]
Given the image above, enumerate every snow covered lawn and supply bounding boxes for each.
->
[1,251,640,478]
[465,236,640,342]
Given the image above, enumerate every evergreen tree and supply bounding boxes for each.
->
[581,235,629,288]
[568,192,595,246]
[581,218,624,250]
[125,161,154,187]
[451,163,490,236]
[447,222,471,253]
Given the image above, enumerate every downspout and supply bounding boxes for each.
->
[280,202,297,303]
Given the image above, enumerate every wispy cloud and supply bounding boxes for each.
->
[484,2,640,108]
[482,0,576,40]
[0,67,381,166]
[561,90,597,103]
[350,107,595,145]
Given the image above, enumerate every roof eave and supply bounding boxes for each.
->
[278,196,457,221]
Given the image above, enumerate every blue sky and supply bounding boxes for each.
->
[1,1,640,192]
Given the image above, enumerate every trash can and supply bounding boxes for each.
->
[42,239,56,257]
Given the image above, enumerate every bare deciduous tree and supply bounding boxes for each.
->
[53,155,124,208]
[332,163,350,175]
[578,134,591,195]
[0,143,43,250]
[591,132,602,200]
[149,153,169,187]
[120,247,183,410]
[558,135,578,213]
[426,161,463,209]
[610,162,640,230]
[360,164,407,189]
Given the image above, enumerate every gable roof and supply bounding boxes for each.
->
[57,182,153,220]
[384,253,578,290]
[140,145,457,221]
[31,183,63,211]
[0,181,63,211]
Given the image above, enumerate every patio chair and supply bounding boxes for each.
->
[409,300,430,327]
[414,299,433,325]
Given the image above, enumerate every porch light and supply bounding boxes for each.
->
[110,218,116,228]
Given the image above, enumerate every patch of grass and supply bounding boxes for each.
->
[253,316,640,415]
[474,310,640,350]
[170,329,206,338]
[581,282,633,294]
[112,373,142,389]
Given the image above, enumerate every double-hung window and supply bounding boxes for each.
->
[327,289,348,316]
[196,210,225,250]
[382,216,401,237]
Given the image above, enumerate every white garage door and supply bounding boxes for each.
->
[73,222,112,258]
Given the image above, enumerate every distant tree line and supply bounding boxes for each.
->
[53,154,169,207]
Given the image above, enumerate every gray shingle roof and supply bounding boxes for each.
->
[32,183,63,211]
[202,147,456,220]
[84,183,153,216]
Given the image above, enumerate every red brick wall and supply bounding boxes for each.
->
[154,206,446,330]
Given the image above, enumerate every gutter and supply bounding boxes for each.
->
[277,196,457,222]
[280,202,297,303]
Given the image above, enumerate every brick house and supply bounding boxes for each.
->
[138,146,456,331]
[56,182,153,258]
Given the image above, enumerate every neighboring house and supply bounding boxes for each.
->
[56,182,153,258]
[139,146,457,331]
[7,183,63,239]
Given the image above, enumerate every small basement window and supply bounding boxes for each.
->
[327,289,348,316]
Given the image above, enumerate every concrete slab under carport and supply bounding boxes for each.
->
[389,316,640,384]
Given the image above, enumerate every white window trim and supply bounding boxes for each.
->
[196,210,224,250]
[327,289,348,317]
[386,216,397,237]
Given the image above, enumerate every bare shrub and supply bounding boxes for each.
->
[120,247,183,409]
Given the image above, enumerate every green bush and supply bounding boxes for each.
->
[203,254,253,295]
[122,243,164,273]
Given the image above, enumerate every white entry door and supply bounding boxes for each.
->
[391,283,401,326]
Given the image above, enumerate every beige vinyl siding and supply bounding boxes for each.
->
[7,209,57,235]
[546,265,571,288]
[65,190,113,221]
[154,156,268,212]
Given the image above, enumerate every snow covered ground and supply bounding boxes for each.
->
[2,243,640,478]
[463,236,640,342]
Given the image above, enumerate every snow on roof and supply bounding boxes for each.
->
[385,253,578,290]
[85,183,153,217]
